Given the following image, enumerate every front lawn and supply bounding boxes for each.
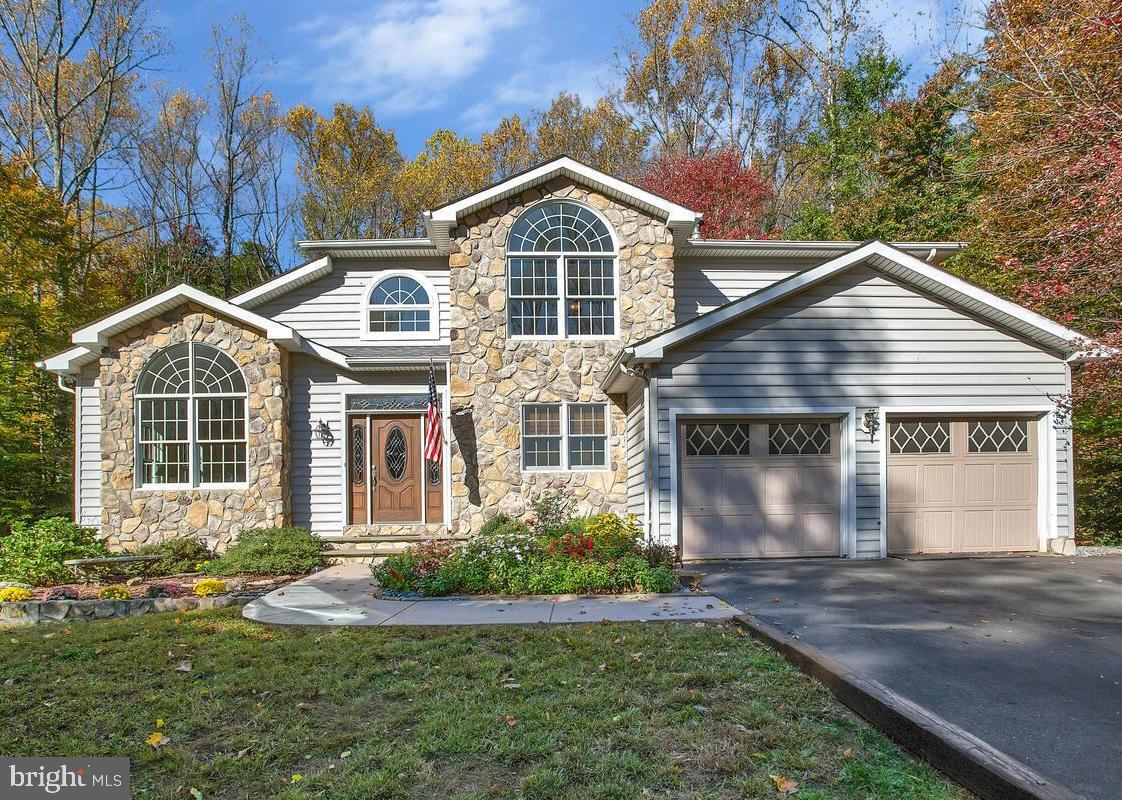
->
[0,611,971,799]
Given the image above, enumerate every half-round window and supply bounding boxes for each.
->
[366,274,433,336]
[136,342,248,486]
[506,200,617,338]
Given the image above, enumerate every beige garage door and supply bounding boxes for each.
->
[887,418,1038,554]
[680,419,841,559]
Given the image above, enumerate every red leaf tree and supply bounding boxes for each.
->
[639,149,772,239]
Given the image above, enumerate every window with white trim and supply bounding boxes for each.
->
[136,342,248,486]
[521,402,609,470]
[366,274,433,336]
[507,201,617,338]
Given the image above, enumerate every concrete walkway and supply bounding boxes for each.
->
[243,564,740,627]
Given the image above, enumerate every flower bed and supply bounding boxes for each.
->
[372,495,679,597]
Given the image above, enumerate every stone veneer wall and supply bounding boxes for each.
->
[448,178,677,532]
[99,304,289,552]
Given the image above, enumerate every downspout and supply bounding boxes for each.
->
[56,374,75,395]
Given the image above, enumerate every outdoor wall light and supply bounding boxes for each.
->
[861,409,880,444]
[314,420,335,447]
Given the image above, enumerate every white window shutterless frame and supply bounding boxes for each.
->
[507,201,619,340]
[135,342,249,489]
[520,402,610,471]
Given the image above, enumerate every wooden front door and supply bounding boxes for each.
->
[370,415,423,523]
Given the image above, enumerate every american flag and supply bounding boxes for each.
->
[424,362,442,464]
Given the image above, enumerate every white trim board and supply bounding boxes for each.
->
[666,406,858,560]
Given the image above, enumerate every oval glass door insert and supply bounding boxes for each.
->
[385,426,407,480]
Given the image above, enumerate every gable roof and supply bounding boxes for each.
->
[423,155,701,252]
[38,283,352,375]
[606,241,1102,389]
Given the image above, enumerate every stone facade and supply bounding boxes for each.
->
[447,178,677,532]
[98,304,289,552]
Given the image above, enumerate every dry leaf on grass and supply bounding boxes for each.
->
[769,774,799,794]
[146,732,169,748]
[503,715,518,726]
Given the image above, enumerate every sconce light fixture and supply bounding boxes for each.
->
[314,419,335,447]
[861,409,880,444]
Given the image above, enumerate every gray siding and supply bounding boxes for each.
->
[76,368,101,527]
[654,265,1073,554]
[625,383,646,523]
[674,258,802,320]
[255,259,450,347]
[289,356,441,536]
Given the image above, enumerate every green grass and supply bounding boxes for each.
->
[0,611,972,799]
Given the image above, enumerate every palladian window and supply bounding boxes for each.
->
[507,200,617,338]
[136,342,248,486]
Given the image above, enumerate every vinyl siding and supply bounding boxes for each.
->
[76,368,101,527]
[654,265,1073,554]
[674,258,803,320]
[625,382,646,524]
[254,259,450,347]
[289,355,442,536]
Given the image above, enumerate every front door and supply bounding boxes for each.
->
[370,415,423,523]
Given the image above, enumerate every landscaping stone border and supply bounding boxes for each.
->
[0,591,267,627]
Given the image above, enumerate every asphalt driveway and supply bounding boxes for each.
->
[694,556,1122,800]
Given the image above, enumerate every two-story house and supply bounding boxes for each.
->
[39,157,1099,560]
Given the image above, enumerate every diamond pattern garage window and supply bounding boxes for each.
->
[890,421,951,454]
[683,423,750,457]
[968,420,1029,453]
[768,422,831,455]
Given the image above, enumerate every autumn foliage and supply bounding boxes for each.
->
[639,149,772,239]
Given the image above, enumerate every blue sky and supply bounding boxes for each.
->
[148,0,983,158]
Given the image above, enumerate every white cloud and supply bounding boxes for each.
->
[458,59,611,132]
[300,0,529,113]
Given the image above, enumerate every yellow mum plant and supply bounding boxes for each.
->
[0,586,32,602]
[194,579,226,597]
[98,585,130,600]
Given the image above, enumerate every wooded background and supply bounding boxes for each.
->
[0,0,1117,542]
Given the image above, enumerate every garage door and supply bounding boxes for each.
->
[680,419,841,559]
[887,418,1038,554]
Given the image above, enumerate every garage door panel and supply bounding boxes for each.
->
[801,512,839,554]
[998,463,1033,502]
[888,418,1037,554]
[963,464,996,503]
[680,419,841,560]
[799,466,837,506]
[921,464,955,504]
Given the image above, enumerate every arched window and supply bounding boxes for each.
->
[366,274,433,337]
[507,200,617,338]
[136,342,248,486]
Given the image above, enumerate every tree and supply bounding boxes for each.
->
[0,159,79,524]
[481,114,535,180]
[970,0,1122,542]
[533,93,649,177]
[785,44,906,238]
[639,148,772,238]
[202,16,281,296]
[393,130,493,234]
[286,102,404,240]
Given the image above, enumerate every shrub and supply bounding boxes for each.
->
[583,513,643,559]
[546,532,596,559]
[639,538,679,570]
[145,582,184,599]
[372,540,463,593]
[43,586,80,601]
[0,586,32,602]
[135,538,212,577]
[202,528,325,576]
[0,518,107,586]
[194,579,226,597]
[527,490,575,537]
[97,585,130,600]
